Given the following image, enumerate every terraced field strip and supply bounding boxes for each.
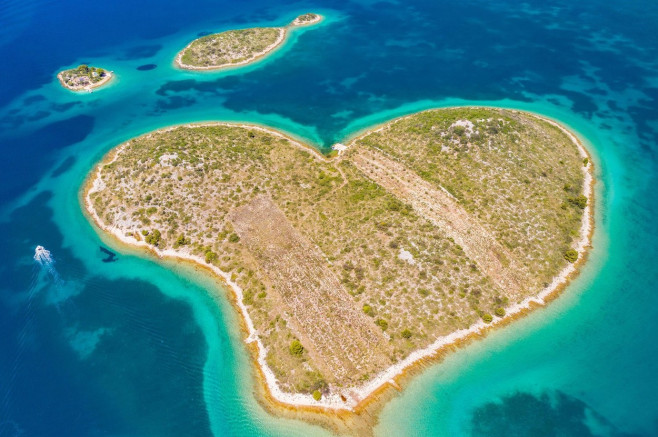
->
[351,148,525,296]
[229,195,392,382]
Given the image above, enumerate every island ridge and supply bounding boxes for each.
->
[84,107,593,425]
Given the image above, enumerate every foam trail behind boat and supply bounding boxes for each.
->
[0,253,43,421]
[33,244,70,313]
[33,245,62,284]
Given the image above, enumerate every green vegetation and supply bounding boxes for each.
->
[205,250,218,263]
[173,234,190,248]
[494,307,506,317]
[401,329,412,339]
[289,340,304,356]
[144,229,161,246]
[58,64,110,90]
[482,313,493,323]
[74,64,104,77]
[564,249,579,263]
[375,319,388,330]
[568,195,588,209]
[295,13,319,24]
[312,390,322,401]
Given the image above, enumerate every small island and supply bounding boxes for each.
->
[291,13,322,26]
[57,64,113,92]
[84,108,593,433]
[175,13,322,70]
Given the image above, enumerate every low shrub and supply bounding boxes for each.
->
[568,195,587,209]
[564,249,578,263]
[289,340,304,356]
[145,229,161,247]
[205,250,218,263]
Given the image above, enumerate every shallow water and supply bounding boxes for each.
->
[1,0,657,435]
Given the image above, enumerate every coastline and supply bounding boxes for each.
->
[174,15,322,72]
[57,70,114,92]
[81,110,595,434]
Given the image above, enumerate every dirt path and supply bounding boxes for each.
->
[352,148,526,296]
[230,195,392,383]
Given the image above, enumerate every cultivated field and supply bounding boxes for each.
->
[230,195,392,383]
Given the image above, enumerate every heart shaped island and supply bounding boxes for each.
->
[84,107,593,431]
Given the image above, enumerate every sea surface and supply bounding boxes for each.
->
[1,0,657,436]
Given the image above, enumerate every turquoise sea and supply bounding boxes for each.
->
[1,0,657,435]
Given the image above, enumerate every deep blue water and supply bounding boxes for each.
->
[1,0,657,436]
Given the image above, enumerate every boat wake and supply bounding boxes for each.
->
[33,245,82,308]
[34,245,52,263]
[34,245,62,284]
